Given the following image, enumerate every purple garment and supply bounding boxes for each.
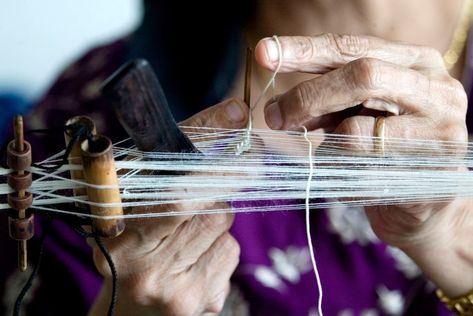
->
[1,37,458,315]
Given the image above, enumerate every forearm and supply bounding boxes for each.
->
[400,198,473,297]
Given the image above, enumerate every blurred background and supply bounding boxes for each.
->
[0,0,142,139]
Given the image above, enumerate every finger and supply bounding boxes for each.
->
[363,99,401,115]
[191,232,240,313]
[180,98,249,129]
[255,34,447,75]
[332,115,467,154]
[160,211,234,272]
[264,58,463,130]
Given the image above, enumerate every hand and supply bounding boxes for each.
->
[88,98,248,316]
[256,34,473,295]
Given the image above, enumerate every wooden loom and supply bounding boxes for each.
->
[4,58,214,272]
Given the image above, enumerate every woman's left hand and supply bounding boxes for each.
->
[255,34,473,296]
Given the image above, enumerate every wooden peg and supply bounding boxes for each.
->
[81,135,124,238]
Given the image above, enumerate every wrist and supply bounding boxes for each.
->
[400,198,473,297]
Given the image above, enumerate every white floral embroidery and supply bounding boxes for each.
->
[337,308,379,316]
[386,246,421,279]
[245,245,312,291]
[269,246,312,283]
[377,285,405,316]
[254,266,285,291]
[361,309,379,316]
[327,202,378,245]
[327,201,421,280]
[337,309,354,316]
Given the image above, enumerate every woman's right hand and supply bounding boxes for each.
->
[88,98,249,316]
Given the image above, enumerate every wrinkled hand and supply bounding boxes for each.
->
[256,34,472,295]
[88,99,248,316]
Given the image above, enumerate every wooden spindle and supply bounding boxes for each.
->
[7,115,34,272]
[81,135,124,238]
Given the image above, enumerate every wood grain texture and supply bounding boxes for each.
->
[101,59,198,153]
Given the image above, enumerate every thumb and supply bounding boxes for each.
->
[180,98,249,129]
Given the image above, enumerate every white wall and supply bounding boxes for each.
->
[0,0,142,100]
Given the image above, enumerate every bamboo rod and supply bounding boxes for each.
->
[81,135,124,237]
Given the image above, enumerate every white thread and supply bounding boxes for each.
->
[302,126,323,316]
[2,128,472,216]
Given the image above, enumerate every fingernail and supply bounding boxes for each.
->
[265,102,283,129]
[264,38,279,63]
[225,102,246,123]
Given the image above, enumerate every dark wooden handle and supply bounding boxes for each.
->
[101,59,198,153]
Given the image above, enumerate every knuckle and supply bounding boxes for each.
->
[293,36,317,61]
[121,274,160,306]
[202,213,232,232]
[348,58,382,90]
[166,293,200,316]
[336,117,371,152]
[439,123,468,143]
[446,78,468,112]
[205,284,230,313]
[294,81,316,113]
[189,114,206,128]
[325,33,369,60]
[436,122,468,156]
[226,97,239,105]
[337,117,362,136]
[419,46,443,64]
[172,303,196,316]
[281,81,324,128]
[220,233,241,260]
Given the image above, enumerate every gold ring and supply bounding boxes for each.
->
[374,116,385,156]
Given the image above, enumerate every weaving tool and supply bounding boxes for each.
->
[2,58,202,272]
[6,115,34,272]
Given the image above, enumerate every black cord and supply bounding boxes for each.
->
[31,122,94,172]
[93,234,118,316]
[2,122,93,170]
[70,222,95,238]
[71,224,118,315]
[12,217,53,316]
